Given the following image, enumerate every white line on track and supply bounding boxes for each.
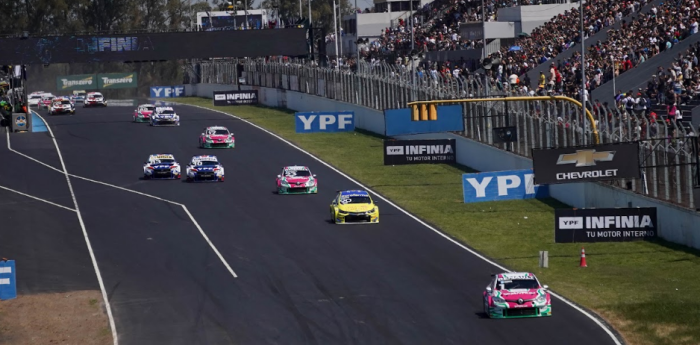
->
[8,114,239,282]
[178,102,623,345]
[30,111,120,345]
[0,183,77,212]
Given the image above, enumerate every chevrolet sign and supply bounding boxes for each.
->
[531,143,640,185]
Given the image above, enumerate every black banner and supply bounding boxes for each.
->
[384,139,456,165]
[213,90,258,106]
[555,208,657,243]
[532,142,640,185]
[0,29,308,64]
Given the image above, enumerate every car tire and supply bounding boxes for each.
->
[483,301,490,318]
[330,209,336,223]
[143,174,150,180]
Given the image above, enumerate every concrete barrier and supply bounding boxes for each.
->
[185,83,700,250]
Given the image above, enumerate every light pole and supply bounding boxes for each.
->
[580,0,587,140]
[611,55,616,97]
[245,0,249,29]
[410,0,415,101]
[308,0,312,25]
[333,0,340,69]
[299,0,302,20]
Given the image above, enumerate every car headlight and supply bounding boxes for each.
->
[225,139,232,143]
[206,139,213,143]
[280,180,290,186]
[492,296,505,303]
[305,179,315,186]
[534,295,547,304]
[366,207,376,214]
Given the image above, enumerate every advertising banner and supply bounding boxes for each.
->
[0,260,17,300]
[0,29,309,65]
[213,90,259,106]
[97,73,138,89]
[295,111,355,133]
[150,86,185,98]
[384,106,464,136]
[384,139,456,165]
[532,142,640,185]
[56,74,97,91]
[554,208,657,243]
[462,169,549,203]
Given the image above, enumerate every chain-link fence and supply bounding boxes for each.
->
[188,59,700,210]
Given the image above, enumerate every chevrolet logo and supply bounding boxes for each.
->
[557,150,615,167]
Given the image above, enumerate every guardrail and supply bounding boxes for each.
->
[188,59,700,210]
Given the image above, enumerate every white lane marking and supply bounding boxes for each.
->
[177,102,623,345]
[32,112,119,345]
[0,184,76,212]
[8,114,239,280]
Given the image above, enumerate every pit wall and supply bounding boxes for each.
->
[184,83,700,249]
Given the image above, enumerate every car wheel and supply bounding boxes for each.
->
[143,174,150,180]
[483,301,490,318]
[330,209,336,223]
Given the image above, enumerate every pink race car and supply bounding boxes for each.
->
[199,126,235,148]
[483,272,552,318]
[133,104,156,123]
[276,166,317,194]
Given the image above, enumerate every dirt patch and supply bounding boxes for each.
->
[0,290,111,345]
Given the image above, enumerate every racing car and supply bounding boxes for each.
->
[40,94,56,109]
[72,90,87,103]
[150,107,180,126]
[28,93,44,106]
[48,98,76,115]
[276,166,317,194]
[329,190,379,224]
[83,92,107,107]
[199,126,235,148]
[185,155,224,182]
[143,154,181,179]
[483,272,551,319]
[133,104,157,123]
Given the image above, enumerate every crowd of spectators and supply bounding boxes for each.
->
[546,0,698,100]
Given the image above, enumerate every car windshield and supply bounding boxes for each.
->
[497,279,540,290]
[155,159,175,164]
[30,95,41,99]
[61,100,71,105]
[339,195,372,204]
[44,97,54,100]
[285,169,311,177]
[77,93,86,96]
[90,94,102,98]
[143,106,155,110]
[213,129,229,135]
[159,110,175,114]
[194,160,218,166]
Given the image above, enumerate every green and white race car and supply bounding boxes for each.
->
[276,166,318,194]
[483,272,552,318]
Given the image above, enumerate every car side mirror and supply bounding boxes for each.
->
[486,287,492,292]
[313,174,317,177]
[277,175,281,178]
[201,133,205,136]
[542,285,549,290]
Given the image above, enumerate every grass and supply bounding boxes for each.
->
[176,97,700,345]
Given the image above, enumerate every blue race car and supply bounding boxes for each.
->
[185,155,224,182]
[143,154,181,179]
[150,107,180,126]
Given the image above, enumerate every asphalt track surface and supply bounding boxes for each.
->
[4,102,621,345]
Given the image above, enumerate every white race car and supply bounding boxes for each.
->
[143,154,181,179]
[48,97,76,115]
[185,155,224,182]
[150,107,180,126]
[83,92,107,107]
[28,93,44,106]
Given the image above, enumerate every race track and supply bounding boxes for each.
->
[6,101,621,344]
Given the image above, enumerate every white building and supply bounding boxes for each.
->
[335,0,430,57]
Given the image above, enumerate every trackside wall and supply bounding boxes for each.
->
[184,83,700,250]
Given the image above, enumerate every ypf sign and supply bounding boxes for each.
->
[295,111,355,133]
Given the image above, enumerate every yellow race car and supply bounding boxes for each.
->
[330,190,379,224]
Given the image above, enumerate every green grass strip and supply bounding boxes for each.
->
[177,97,700,345]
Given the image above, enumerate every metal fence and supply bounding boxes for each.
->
[189,59,700,210]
